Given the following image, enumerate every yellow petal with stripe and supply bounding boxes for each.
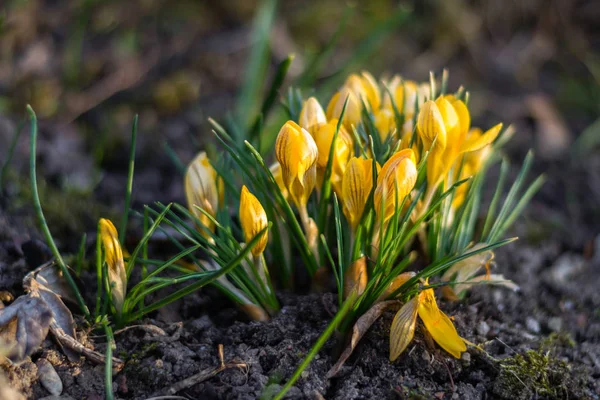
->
[417,288,466,358]
[390,297,419,361]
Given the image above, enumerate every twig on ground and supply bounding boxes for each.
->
[157,344,247,396]
[50,324,124,370]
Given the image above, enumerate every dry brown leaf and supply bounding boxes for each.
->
[327,300,400,378]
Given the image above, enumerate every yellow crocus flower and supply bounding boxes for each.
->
[184,152,220,234]
[239,186,269,256]
[341,157,379,230]
[313,119,353,195]
[390,283,466,361]
[374,108,396,142]
[327,71,381,129]
[417,97,501,190]
[99,218,126,315]
[299,97,327,137]
[275,120,318,209]
[374,149,418,223]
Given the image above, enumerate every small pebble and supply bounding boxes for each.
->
[476,321,490,337]
[548,317,563,332]
[526,317,541,334]
[461,352,471,366]
[37,359,62,396]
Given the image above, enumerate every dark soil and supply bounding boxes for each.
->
[1,1,600,399]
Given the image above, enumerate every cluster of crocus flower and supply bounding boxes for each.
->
[182,70,521,362]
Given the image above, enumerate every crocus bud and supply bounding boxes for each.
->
[239,186,269,256]
[99,218,126,315]
[417,100,447,151]
[394,80,419,116]
[313,119,353,195]
[374,149,418,223]
[344,256,368,299]
[275,121,318,208]
[327,72,381,129]
[185,152,219,234]
[342,157,378,230]
[326,87,362,129]
[299,97,327,137]
[374,108,396,142]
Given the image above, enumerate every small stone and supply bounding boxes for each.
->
[526,317,541,334]
[38,396,75,400]
[548,317,563,332]
[37,359,62,396]
[461,352,471,366]
[549,253,585,284]
[476,321,490,337]
[301,370,309,379]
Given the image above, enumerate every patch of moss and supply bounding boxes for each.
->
[493,350,579,400]
[540,332,576,352]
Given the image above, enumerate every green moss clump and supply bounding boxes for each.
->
[493,350,579,400]
[540,332,576,352]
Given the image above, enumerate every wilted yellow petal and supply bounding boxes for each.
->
[462,123,502,153]
[185,152,219,233]
[343,256,368,299]
[417,288,466,358]
[374,149,418,223]
[342,157,378,230]
[299,97,327,137]
[417,100,446,151]
[390,297,419,361]
[239,186,269,256]
[99,218,126,315]
[275,121,318,208]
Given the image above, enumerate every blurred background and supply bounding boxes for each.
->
[0,0,599,251]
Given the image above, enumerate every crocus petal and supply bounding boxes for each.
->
[343,256,368,299]
[239,186,269,256]
[417,100,447,151]
[374,149,418,223]
[417,288,466,358]
[99,218,126,315]
[185,152,219,233]
[462,123,502,153]
[342,157,377,230]
[275,121,318,208]
[454,274,519,297]
[299,97,327,137]
[390,297,419,361]
[378,271,416,302]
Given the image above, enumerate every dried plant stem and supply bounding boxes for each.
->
[159,344,247,396]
